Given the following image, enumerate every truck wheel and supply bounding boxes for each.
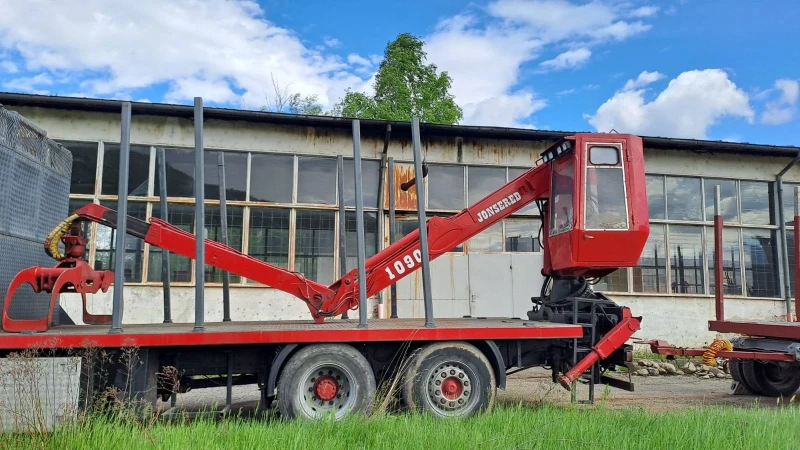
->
[728,359,754,394]
[401,341,496,418]
[277,344,376,420]
[741,360,800,397]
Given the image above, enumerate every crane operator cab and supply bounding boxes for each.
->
[530,133,649,324]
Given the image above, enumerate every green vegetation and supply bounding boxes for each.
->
[332,33,462,124]
[8,404,800,450]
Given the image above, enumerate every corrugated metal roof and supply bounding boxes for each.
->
[1,91,798,158]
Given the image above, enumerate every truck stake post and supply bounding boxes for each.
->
[193,97,205,332]
[352,120,368,328]
[110,101,132,334]
[157,147,172,323]
[218,151,232,322]
[337,155,348,320]
[411,117,435,328]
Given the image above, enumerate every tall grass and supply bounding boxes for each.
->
[7,403,800,450]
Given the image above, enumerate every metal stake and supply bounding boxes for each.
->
[218,152,232,322]
[411,117,435,328]
[157,148,172,324]
[388,157,398,319]
[110,102,131,333]
[713,185,724,321]
[193,97,205,332]
[352,120,368,328]
[337,155,349,320]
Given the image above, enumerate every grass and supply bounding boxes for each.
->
[6,404,800,450]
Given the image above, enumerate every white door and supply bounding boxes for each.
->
[467,254,514,318]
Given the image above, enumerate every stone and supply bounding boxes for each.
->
[658,367,667,375]
[710,367,725,377]
[701,374,712,380]
[685,362,697,374]
[647,367,659,376]
[701,364,714,372]
[716,372,727,379]
[638,360,648,367]
[635,369,649,376]
[660,363,677,374]
[676,369,686,375]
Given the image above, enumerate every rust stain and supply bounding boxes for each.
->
[383,162,419,211]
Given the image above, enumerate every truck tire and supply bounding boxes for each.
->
[277,343,376,420]
[401,341,496,418]
[741,360,800,397]
[728,359,754,395]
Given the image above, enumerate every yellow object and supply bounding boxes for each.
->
[702,338,733,367]
[44,214,79,261]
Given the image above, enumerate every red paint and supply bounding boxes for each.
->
[559,307,642,389]
[314,376,338,401]
[709,320,800,340]
[0,321,584,350]
[714,215,724,321]
[643,339,797,362]
[441,377,463,400]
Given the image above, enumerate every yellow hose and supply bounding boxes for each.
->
[44,214,79,261]
[702,338,733,367]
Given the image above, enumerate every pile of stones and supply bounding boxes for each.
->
[632,359,732,379]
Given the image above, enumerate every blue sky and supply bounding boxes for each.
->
[1,0,798,146]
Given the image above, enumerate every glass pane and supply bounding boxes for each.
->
[394,216,463,252]
[740,181,775,225]
[706,227,742,296]
[147,203,194,282]
[343,159,381,208]
[203,206,244,283]
[68,199,93,262]
[669,225,704,294]
[295,210,335,283]
[589,146,619,165]
[666,177,702,221]
[344,211,379,273]
[632,224,666,293]
[550,157,575,235]
[154,148,195,198]
[781,183,800,227]
[428,165,464,210]
[596,269,629,292]
[468,222,503,252]
[203,151,248,201]
[94,201,146,283]
[742,229,780,298]
[585,167,628,230]
[298,157,336,204]
[507,168,537,214]
[58,141,98,195]
[703,179,738,222]
[247,207,290,283]
[102,144,150,196]
[250,153,293,203]
[646,175,665,220]
[468,166,506,204]
[504,219,541,252]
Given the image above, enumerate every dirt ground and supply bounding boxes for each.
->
[164,366,786,416]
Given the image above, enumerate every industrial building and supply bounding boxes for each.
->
[1,92,798,347]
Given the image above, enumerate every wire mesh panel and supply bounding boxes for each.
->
[0,105,72,326]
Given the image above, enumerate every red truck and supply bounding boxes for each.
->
[2,112,650,419]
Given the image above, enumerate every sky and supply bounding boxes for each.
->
[0,0,798,147]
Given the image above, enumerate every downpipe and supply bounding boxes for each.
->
[558,307,642,390]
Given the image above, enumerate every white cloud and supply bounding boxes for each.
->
[0,0,369,108]
[540,48,591,70]
[1,60,18,74]
[323,37,341,48]
[630,6,659,17]
[587,69,754,139]
[4,73,54,92]
[622,70,664,91]
[347,54,372,67]
[460,91,547,128]
[761,79,799,125]
[424,1,655,126]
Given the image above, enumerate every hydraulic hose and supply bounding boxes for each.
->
[44,214,79,261]
[702,338,733,367]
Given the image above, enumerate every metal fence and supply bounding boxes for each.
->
[0,104,73,324]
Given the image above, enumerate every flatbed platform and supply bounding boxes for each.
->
[709,320,800,340]
[0,318,584,350]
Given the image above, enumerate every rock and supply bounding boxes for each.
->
[676,369,686,375]
[685,362,697,374]
[660,363,677,374]
[701,374,712,379]
[716,372,727,379]
[701,364,714,372]
[658,367,667,375]
[638,360,648,367]
[710,367,725,377]
[647,367,659,376]
[635,369,649,376]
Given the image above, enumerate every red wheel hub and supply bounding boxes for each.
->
[441,377,463,400]
[313,375,339,401]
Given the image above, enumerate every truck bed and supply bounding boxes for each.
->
[709,320,800,340]
[0,318,584,350]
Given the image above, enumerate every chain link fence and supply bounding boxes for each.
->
[0,104,73,324]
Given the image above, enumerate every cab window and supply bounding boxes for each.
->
[585,146,628,230]
[549,156,574,236]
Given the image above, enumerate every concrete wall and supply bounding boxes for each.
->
[7,104,800,347]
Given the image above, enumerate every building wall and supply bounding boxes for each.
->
[7,105,800,347]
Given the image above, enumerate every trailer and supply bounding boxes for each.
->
[0,99,650,420]
[644,186,800,398]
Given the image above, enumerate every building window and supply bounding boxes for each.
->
[468,222,504,252]
[646,175,665,220]
[294,210,335,283]
[669,225,704,294]
[740,181,775,225]
[742,229,780,298]
[147,203,195,283]
[632,224,667,293]
[204,206,244,283]
[297,157,337,204]
[94,200,147,283]
[428,165,464,210]
[666,176,702,221]
[103,144,151,196]
[59,141,98,195]
[343,159,381,208]
[204,151,248,201]
[468,166,506,204]
[707,227,742,295]
[154,148,195,198]
[704,178,738,222]
[247,207,291,281]
[250,154,293,203]
[504,219,541,252]
[344,211,379,272]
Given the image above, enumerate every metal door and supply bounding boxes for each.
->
[467,254,514,318]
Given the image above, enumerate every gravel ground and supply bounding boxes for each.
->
[161,367,782,417]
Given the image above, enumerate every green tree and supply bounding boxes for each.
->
[332,33,462,124]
